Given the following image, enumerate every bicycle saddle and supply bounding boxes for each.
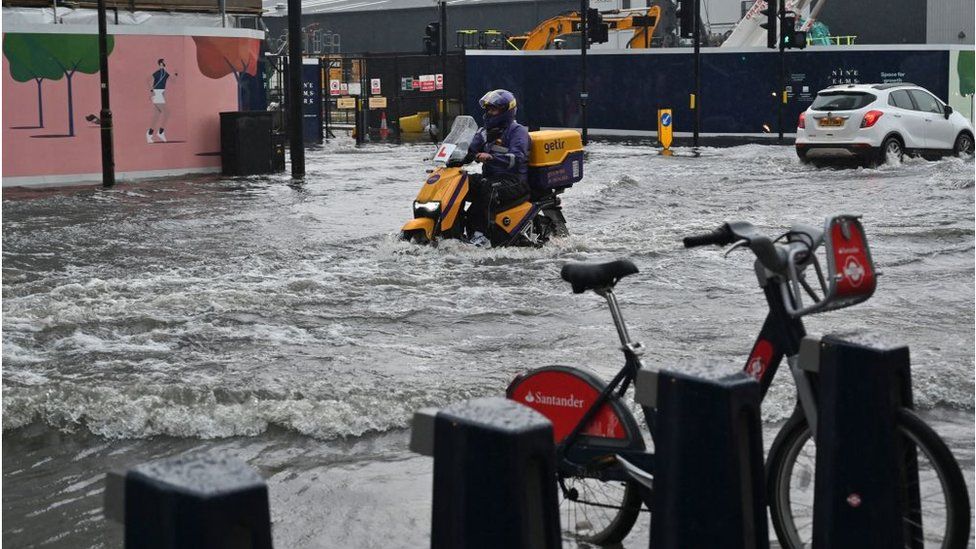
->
[561,259,639,294]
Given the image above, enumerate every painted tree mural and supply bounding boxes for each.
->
[45,34,115,136]
[959,50,974,97]
[193,36,259,111]
[4,33,115,136]
[3,34,64,128]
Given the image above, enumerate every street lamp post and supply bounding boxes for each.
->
[777,0,785,142]
[692,0,701,148]
[287,0,305,178]
[579,0,588,145]
[96,0,115,188]
[439,0,447,141]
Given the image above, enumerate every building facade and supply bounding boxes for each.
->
[264,0,975,54]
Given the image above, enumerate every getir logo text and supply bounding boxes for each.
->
[543,140,565,155]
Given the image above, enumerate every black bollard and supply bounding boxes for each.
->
[118,452,273,549]
[636,369,767,549]
[410,397,561,549]
[809,334,913,548]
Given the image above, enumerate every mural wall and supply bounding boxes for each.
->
[2,28,262,186]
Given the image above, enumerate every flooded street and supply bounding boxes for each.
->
[3,139,974,547]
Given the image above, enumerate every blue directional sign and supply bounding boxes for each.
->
[657,108,673,151]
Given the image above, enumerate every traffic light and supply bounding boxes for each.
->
[424,22,440,55]
[586,8,609,44]
[759,0,777,49]
[780,14,795,48]
[677,0,695,39]
[793,30,808,49]
[780,14,807,49]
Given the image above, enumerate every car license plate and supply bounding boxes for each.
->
[819,117,844,127]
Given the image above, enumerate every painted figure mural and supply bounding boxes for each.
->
[148,58,179,143]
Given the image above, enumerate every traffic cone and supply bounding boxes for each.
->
[379,110,390,140]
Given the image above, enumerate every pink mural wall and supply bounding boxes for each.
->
[2,29,262,185]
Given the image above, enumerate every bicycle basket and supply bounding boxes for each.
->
[781,214,877,317]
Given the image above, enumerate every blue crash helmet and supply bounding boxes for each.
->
[479,89,518,130]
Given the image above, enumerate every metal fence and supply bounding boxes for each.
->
[265,52,466,144]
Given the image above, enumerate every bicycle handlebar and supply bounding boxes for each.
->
[684,216,877,320]
[682,226,734,248]
[684,221,790,273]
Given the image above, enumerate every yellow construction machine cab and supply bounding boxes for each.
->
[527,130,584,191]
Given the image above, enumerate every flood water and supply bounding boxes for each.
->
[3,139,974,547]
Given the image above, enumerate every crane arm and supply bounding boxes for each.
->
[510,7,662,50]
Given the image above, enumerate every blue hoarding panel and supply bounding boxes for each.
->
[302,62,323,143]
[466,49,951,135]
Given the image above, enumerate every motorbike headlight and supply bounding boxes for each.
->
[413,200,441,219]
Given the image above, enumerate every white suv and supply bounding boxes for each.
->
[795,83,974,166]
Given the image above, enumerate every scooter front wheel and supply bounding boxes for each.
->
[400,230,430,245]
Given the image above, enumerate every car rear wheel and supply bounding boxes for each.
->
[880,136,904,165]
[796,148,810,164]
[953,132,974,156]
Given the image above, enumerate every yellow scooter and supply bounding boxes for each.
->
[401,115,582,247]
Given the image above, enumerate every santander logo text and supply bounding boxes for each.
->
[524,391,585,409]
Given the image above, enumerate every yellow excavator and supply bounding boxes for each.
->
[508,7,662,50]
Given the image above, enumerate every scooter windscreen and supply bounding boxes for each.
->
[432,115,479,165]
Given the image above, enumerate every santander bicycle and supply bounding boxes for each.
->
[506,215,971,548]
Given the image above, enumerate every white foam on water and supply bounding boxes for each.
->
[2,141,973,442]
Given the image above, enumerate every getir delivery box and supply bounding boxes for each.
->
[527,130,583,191]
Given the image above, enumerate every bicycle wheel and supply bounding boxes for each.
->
[558,457,644,545]
[767,408,971,548]
[508,365,648,545]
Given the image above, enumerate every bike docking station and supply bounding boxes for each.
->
[795,330,968,548]
[103,452,273,549]
[410,397,562,549]
[796,333,914,547]
[633,368,769,549]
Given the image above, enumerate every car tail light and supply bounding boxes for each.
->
[860,110,884,128]
[798,112,806,129]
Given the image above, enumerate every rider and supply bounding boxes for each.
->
[464,89,530,248]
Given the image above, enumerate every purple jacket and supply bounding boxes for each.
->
[468,122,530,182]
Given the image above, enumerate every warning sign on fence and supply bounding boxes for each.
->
[329,80,340,96]
[419,74,435,92]
[435,74,443,90]
[370,78,382,95]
